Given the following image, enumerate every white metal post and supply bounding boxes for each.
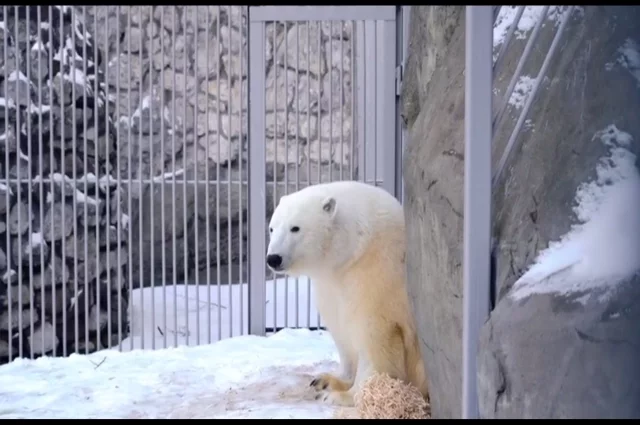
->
[248,11,267,337]
[462,6,493,420]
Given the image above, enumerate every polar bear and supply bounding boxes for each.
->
[266,180,428,407]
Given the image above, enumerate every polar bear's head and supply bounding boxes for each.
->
[266,190,338,277]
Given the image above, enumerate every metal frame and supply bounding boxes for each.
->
[247,12,267,337]
[248,6,396,22]
[247,6,400,337]
[398,6,411,202]
[462,5,493,420]
[355,18,398,197]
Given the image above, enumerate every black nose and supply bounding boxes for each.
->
[266,254,283,270]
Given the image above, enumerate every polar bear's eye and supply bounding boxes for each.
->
[269,227,273,233]
[290,226,300,233]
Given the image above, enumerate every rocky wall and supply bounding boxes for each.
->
[0,6,128,364]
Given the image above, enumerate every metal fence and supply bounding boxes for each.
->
[0,5,403,363]
[462,5,576,419]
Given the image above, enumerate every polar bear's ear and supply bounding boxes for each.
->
[322,196,337,216]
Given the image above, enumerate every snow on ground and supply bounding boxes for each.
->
[0,328,341,419]
[511,125,640,302]
[0,278,352,419]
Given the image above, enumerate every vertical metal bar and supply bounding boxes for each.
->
[364,22,375,187]
[400,6,411,203]
[215,5,222,341]
[148,5,156,350]
[25,6,35,359]
[71,7,78,355]
[294,23,300,329]
[103,7,113,351]
[136,5,144,350]
[158,7,167,348]
[493,6,575,188]
[13,5,22,358]
[363,21,368,185]
[37,6,46,357]
[115,6,123,353]
[373,22,378,189]
[378,19,397,197]
[248,14,267,336]
[50,5,59,356]
[126,9,134,352]
[3,5,11,362]
[238,7,245,336]
[462,6,493,420]
[182,7,189,346]
[56,5,66,358]
[193,6,201,346]
[95,7,101,352]
[339,22,344,183]
[329,21,334,185]
[350,20,356,182]
[227,6,234,339]
[204,7,212,343]
[355,21,366,184]
[395,6,405,201]
[316,22,322,329]
[171,5,178,348]
[271,21,277,333]
[81,6,90,354]
[305,21,311,328]
[283,20,290,330]
[316,23,321,190]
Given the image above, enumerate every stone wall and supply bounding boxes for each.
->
[77,6,356,285]
[402,6,640,419]
[0,6,128,364]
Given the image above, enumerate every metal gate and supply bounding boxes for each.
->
[0,5,402,363]
[247,6,400,336]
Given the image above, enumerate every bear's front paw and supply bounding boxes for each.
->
[310,372,352,393]
[309,373,333,391]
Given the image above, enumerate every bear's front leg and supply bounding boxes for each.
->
[310,340,355,392]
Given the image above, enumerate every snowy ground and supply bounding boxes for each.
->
[0,278,354,419]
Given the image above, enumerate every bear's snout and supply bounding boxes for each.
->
[266,254,284,271]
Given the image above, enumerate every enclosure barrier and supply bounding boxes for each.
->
[462,5,576,419]
[0,5,402,364]
[247,5,400,336]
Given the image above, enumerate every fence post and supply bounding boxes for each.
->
[462,5,493,419]
[398,6,411,203]
[247,9,267,337]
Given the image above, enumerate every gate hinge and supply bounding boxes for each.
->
[395,64,403,97]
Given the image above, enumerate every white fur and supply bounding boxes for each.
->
[267,181,428,407]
